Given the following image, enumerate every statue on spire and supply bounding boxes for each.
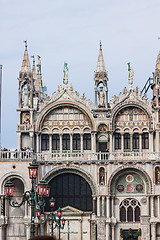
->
[128,62,134,89]
[63,62,68,86]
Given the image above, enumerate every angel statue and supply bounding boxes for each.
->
[63,62,68,86]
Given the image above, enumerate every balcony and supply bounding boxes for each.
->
[0,150,159,163]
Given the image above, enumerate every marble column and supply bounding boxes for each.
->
[80,134,83,153]
[130,134,133,151]
[151,223,156,240]
[25,223,31,240]
[111,197,114,217]
[155,130,159,153]
[158,196,160,218]
[151,196,154,218]
[149,132,153,152]
[92,133,96,152]
[60,134,62,153]
[70,134,73,153]
[30,132,34,150]
[17,132,21,150]
[97,196,100,216]
[109,133,113,152]
[105,223,110,240]
[111,224,115,240]
[102,196,105,217]
[121,133,124,152]
[93,197,97,214]
[139,134,142,152]
[36,134,40,153]
[106,197,110,218]
[49,134,52,153]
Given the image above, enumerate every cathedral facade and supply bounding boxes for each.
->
[0,42,160,240]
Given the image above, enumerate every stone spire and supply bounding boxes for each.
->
[94,41,108,108]
[155,51,160,72]
[20,41,31,74]
[95,41,107,78]
[31,55,36,80]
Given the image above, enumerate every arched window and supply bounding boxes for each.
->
[124,133,130,150]
[99,167,105,185]
[83,134,91,150]
[62,134,70,150]
[142,132,149,149]
[155,166,160,184]
[115,133,121,150]
[45,173,93,212]
[52,134,60,150]
[120,199,140,222]
[41,134,49,150]
[133,133,139,150]
[73,134,80,150]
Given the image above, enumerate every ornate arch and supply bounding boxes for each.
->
[36,101,96,132]
[0,171,28,195]
[110,101,153,131]
[43,166,97,195]
[108,166,152,195]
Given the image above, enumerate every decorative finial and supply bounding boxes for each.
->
[24,40,27,50]
[63,62,68,86]
[127,62,134,90]
[100,40,102,50]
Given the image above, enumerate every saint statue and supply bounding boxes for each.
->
[23,85,29,107]
[128,62,134,89]
[98,87,105,108]
[63,62,68,86]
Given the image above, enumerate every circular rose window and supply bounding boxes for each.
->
[117,184,124,192]
[136,184,143,192]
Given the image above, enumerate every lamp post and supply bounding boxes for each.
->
[4,161,50,238]
[37,197,65,239]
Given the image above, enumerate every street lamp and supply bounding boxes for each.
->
[37,197,65,239]
[4,161,50,238]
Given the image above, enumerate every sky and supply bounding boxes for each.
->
[0,0,160,149]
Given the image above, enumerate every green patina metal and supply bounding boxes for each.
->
[110,168,150,195]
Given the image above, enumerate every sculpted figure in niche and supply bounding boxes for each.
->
[23,84,29,107]
[99,167,105,185]
[155,167,160,184]
[98,87,105,108]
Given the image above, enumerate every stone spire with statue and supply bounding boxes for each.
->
[94,41,109,108]
[63,62,68,87]
[128,62,134,90]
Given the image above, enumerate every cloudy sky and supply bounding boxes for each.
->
[0,0,160,149]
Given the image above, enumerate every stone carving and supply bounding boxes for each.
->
[109,86,149,108]
[52,91,58,101]
[23,84,29,107]
[58,84,63,94]
[98,87,105,108]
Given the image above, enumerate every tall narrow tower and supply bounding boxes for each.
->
[94,41,108,108]
[17,41,35,150]
[153,51,160,107]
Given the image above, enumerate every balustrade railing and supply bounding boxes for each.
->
[0,150,159,162]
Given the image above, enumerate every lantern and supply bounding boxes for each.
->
[50,197,55,208]
[57,207,62,218]
[5,180,14,197]
[46,187,50,197]
[62,218,65,226]
[28,161,38,179]
[38,180,48,196]
[36,207,41,218]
